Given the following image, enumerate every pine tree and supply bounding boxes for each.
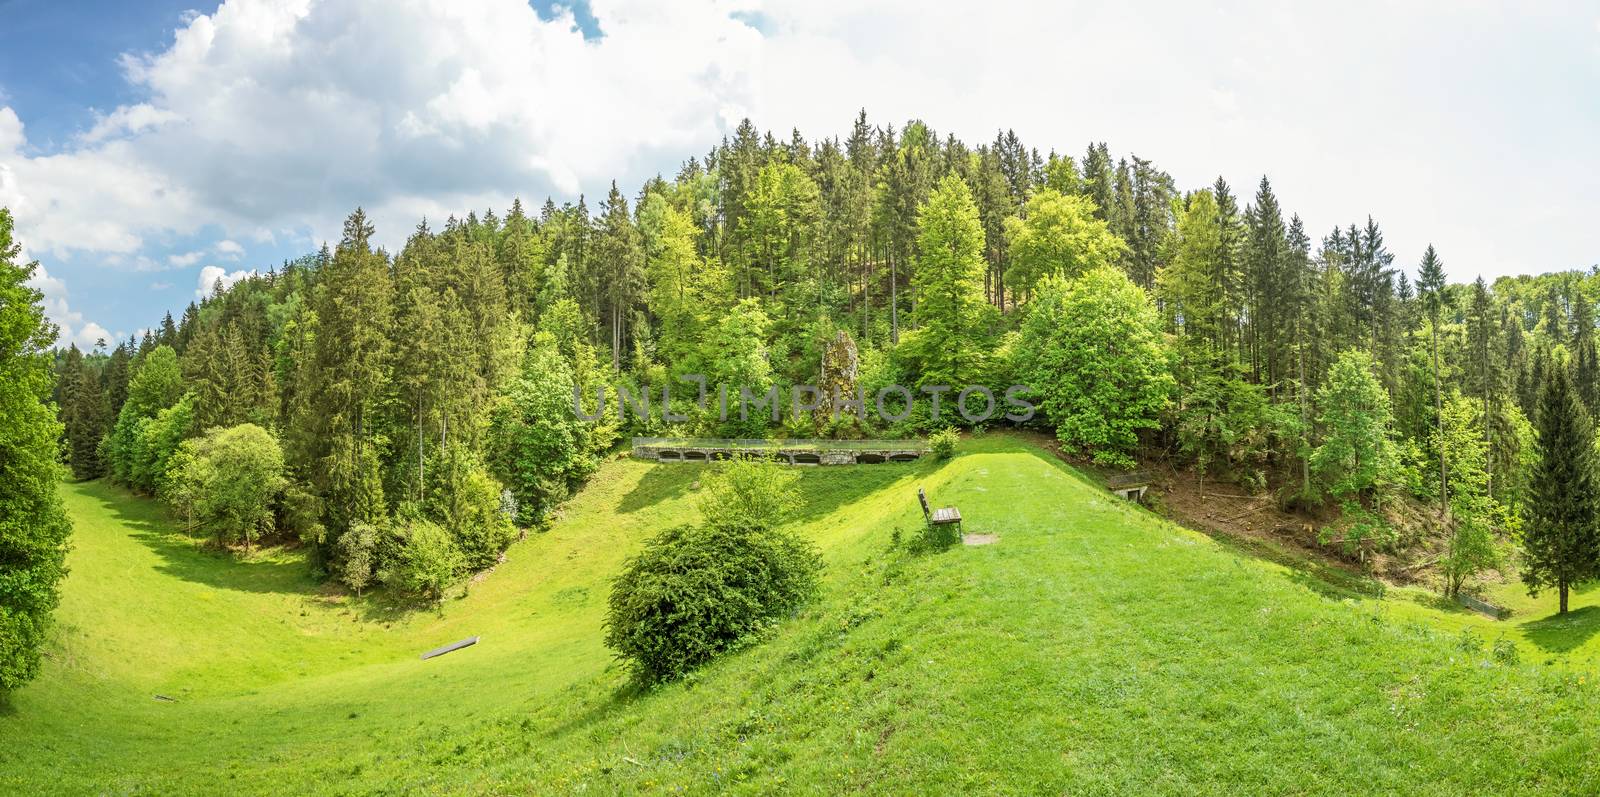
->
[1082,142,1117,227]
[1416,245,1449,515]
[595,182,644,371]
[1569,290,1600,416]
[903,174,991,398]
[300,209,394,542]
[1524,363,1600,613]
[62,351,107,479]
[1245,176,1289,387]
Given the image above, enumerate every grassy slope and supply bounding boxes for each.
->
[4,435,1600,794]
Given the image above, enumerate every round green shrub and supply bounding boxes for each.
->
[929,427,960,459]
[604,523,821,682]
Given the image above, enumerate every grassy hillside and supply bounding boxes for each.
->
[4,435,1600,794]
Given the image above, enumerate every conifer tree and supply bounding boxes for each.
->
[1524,363,1600,613]
[595,182,644,371]
[1416,245,1449,514]
[1569,290,1599,416]
[301,209,394,543]
[902,173,990,395]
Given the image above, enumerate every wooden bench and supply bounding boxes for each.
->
[919,487,962,533]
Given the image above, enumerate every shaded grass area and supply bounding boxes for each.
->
[3,436,1600,794]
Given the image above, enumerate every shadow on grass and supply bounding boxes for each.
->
[616,464,698,514]
[90,481,315,596]
[348,589,433,624]
[1521,605,1600,653]
[542,674,651,741]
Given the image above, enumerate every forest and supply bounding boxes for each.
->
[26,109,1600,645]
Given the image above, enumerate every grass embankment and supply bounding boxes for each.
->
[3,435,1600,794]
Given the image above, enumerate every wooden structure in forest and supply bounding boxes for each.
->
[1106,472,1152,503]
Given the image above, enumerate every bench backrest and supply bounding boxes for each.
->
[918,487,931,519]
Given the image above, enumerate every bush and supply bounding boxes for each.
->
[335,522,380,596]
[605,457,818,681]
[1492,637,1520,665]
[929,427,959,459]
[380,519,462,603]
[604,522,821,681]
[697,456,800,535]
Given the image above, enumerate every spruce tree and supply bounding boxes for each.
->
[1524,363,1600,613]
[1569,291,1600,416]
[1416,245,1448,514]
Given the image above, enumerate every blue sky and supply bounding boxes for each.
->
[1,0,1597,348]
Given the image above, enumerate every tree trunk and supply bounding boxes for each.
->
[1298,343,1312,497]
[1561,582,1570,614]
[1432,325,1447,517]
[890,248,900,345]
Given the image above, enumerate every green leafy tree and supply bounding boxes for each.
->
[1016,266,1172,468]
[1002,188,1125,302]
[697,455,802,534]
[1312,349,1401,500]
[1523,364,1600,613]
[104,345,185,490]
[488,335,598,526]
[171,423,287,549]
[424,441,514,570]
[381,518,463,604]
[701,298,775,436]
[1435,393,1500,596]
[0,207,75,692]
[335,522,380,597]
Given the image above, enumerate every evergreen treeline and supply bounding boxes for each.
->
[42,110,1600,603]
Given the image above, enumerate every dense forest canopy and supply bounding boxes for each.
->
[38,110,1600,605]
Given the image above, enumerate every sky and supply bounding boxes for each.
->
[1,0,1597,349]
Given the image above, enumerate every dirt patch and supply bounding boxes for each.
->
[962,533,999,546]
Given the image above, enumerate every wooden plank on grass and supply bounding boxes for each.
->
[421,636,480,660]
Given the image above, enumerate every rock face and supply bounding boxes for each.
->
[817,329,861,436]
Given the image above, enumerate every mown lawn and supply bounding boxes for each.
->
[3,435,1600,794]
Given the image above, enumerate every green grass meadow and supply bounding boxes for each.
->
[5,435,1600,794]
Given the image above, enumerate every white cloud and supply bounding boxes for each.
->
[24,262,114,349]
[0,0,1596,313]
[0,0,763,256]
[0,106,23,154]
[78,103,181,144]
[196,264,256,298]
[168,250,205,267]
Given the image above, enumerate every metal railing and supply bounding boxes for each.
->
[632,437,929,452]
